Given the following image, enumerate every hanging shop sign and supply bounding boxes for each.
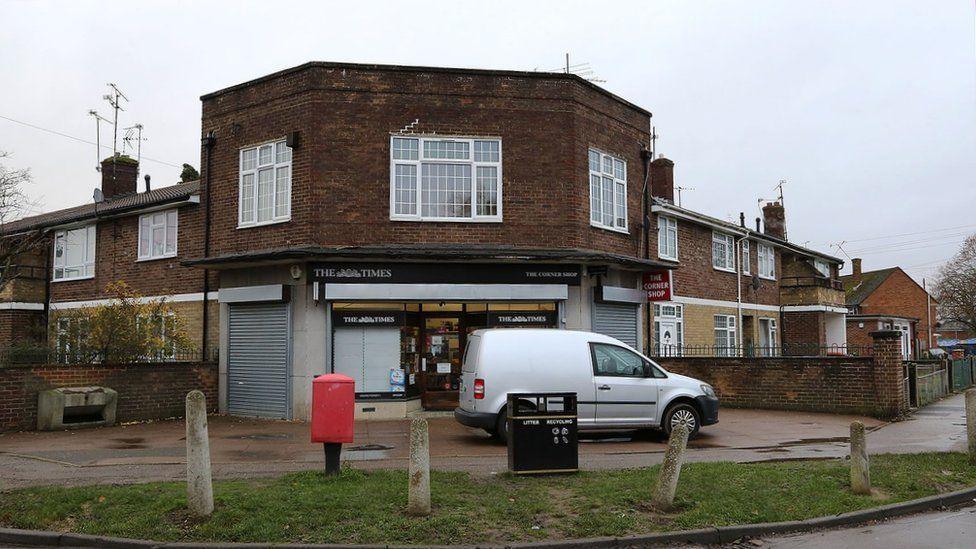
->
[311,263,581,285]
[642,270,672,302]
[488,311,558,327]
[332,311,406,327]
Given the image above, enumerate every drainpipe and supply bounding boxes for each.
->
[200,131,216,360]
[640,142,652,354]
[734,230,750,355]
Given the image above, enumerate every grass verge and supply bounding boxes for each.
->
[1,453,974,545]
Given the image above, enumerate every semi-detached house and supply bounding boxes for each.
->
[1,61,850,422]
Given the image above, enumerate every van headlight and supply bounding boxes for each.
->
[700,384,716,397]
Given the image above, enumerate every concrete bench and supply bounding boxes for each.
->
[37,386,118,431]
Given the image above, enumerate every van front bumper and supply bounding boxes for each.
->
[696,395,720,426]
[454,407,497,430]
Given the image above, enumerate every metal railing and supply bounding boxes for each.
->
[0,347,218,367]
[779,276,844,291]
[650,343,873,358]
[914,363,950,407]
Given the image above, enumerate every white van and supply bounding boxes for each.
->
[454,329,718,441]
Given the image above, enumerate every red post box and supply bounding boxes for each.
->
[311,373,355,475]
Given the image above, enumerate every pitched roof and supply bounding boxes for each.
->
[839,267,897,306]
[1,181,200,235]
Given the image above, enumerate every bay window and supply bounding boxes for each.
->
[239,139,291,227]
[712,232,735,272]
[53,225,96,281]
[389,136,502,221]
[138,210,178,260]
[589,149,627,232]
[758,243,776,279]
[658,216,678,260]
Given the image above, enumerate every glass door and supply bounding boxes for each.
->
[421,316,462,410]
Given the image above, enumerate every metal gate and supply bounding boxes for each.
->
[592,302,639,348]
[228,303,290,418]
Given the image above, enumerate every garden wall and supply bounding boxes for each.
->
[0,362,217,432]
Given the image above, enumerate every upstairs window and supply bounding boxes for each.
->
[389,136,502,221]
[758,243,776,279]
[589,149,627,232]
[741,240,751,275]
[138,210,178,260]
[53,225,96,281]
[239,139,291,227]
[712,232,735,272]
[658,216,678,260]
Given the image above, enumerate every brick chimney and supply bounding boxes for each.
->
[762,201,786,240]
[649,157,674,203]
[100,154,139,200]
[852,258,862,281]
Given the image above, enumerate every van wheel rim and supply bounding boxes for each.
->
[670,409,696,430]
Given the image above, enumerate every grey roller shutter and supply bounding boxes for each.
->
[593,302,639,348]
[228,303,290,418]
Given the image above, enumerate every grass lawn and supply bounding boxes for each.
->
[1,453,974,545]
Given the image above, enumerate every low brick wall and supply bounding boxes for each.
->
[657,354,903,418]
[0,362,218,432]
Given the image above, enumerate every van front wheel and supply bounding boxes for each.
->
[662,402,701,438]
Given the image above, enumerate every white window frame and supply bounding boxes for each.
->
[52,225,96,282]
[137,209,178,261]
[137,311,177,360]
[741,240,751,275]
[759,317,778,356]
[657,215,678,261]
[588,148,628,233]
[388,135,503,222]
[758,243,776,280]
[714,314,737,356]
[712,232,736,273]
[55,316,89,362]
[814,259,830,278]
[653,302,684,356]
[238,139,292,228]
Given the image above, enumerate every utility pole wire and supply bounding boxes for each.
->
[0,114,181,168]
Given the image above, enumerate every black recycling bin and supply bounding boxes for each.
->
[507,392,578,474]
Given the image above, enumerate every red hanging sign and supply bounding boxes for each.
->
[642,270,672,302]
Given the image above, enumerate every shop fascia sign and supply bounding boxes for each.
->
[310,262,581,285]
[642,270,672,302]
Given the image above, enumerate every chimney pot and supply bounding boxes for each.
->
[755,217,761,232]
[649,157,675,204]
[144,174,151,193]
[100,154,138,200]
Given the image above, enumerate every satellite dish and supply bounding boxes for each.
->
[751,274,762,291]
[93,188,104,203]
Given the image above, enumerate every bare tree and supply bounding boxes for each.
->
[934,234,976,334]
[0,151,44,292]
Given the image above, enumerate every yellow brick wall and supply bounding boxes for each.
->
[650,302,780,351]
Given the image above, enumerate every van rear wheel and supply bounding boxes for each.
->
[495,411,510,443]
[662,402,701,438]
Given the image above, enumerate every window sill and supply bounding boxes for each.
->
[51,275,94,283]
[590,222,629,235]
[136,255,178,263]
[759,274,776,281]
[712,266,736,274]
[658,254,678,262]
[238,217,291,229]
[389,216,503,223]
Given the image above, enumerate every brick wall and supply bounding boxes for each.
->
[859,269,938,351]
[781,311,824,353]
[657,331,906,418]
[0,362,217,432]
[0,310,45,346]
[200,64,650,259]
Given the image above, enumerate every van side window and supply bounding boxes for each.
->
[591,343,647,378]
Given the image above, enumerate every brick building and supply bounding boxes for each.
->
[841,259,938,359]
[0,155,217,356]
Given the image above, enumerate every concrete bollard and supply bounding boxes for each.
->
[850,421,871,495]
[185,390,214,517]
[407,417,431,516]
[967,389,976,465]
[651,424,689,511]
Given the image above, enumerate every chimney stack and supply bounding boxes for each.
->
[100,154,139,200]
[649,157,675,204]
[761,201,786,240]
[852,258,862,280]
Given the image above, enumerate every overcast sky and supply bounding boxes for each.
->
[1,0,973,283]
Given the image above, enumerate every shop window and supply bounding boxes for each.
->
[390,136,502,222]
[588,149,628,232]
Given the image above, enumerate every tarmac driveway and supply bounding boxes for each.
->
[1,396,966,490]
